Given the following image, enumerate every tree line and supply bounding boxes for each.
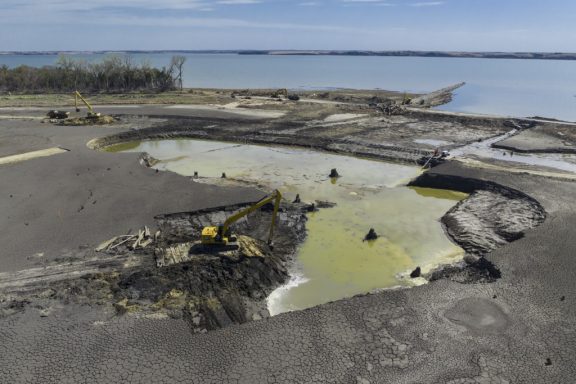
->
[0,55,187,93]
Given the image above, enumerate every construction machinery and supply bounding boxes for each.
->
[46,110,70,119]
[201,190,282,247]
[271,88,288,98]
[74,91,101,119]
[418,150,450,169]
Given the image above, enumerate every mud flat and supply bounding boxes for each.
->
[1,87,576,383]
[3,160,575,383]
[89,108,513,166]
[410,169,547,283]
[493,123,576,154]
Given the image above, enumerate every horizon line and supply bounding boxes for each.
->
[2,49,576,54]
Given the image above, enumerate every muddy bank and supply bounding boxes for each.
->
[0,200,308,332]
[89,110,515,166]
[441,190,545,255]
[410,164,546,282]
[0,109,311,333]
[492,124,576,154]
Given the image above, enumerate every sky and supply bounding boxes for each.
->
[0,0,574,52]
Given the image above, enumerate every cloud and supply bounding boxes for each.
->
[0,0,270,26]
[338,0,398,7]
[0,0,447,17]
[1,0,367,32]
[340,0,389,3]
[339,0,447,6]
[409,1,445,6]
[88,16,352,31]
[0,0,254,13]
[216,0,261,4]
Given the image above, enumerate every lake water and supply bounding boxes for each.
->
[2,53,575,121]
[107,139,466,314]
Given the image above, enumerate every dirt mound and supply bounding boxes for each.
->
[60,115,116,126]
[442,189,546,256]
[154,235,269,267]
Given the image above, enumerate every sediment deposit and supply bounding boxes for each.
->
[1,88,576,383]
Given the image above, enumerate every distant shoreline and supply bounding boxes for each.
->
[1,50,576,61]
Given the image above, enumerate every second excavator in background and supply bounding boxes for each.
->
[74,91,101,119]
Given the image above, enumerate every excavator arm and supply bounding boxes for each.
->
[74,91,100,117]
[201,190,282,246]
[222,190,282,244]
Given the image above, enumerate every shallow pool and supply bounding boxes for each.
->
[108,139,466,314]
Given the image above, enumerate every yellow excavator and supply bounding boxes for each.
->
[201,190,282,246]
[74,91,101,119]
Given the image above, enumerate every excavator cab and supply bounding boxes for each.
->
[201,225,235,246]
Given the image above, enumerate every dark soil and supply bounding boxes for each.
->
[0,201,308,333]
[411,163,547,284]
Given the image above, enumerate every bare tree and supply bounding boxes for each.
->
[170,55,187,91]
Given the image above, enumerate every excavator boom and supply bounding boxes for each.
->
[74,91,100,118]
[201,190,282,246]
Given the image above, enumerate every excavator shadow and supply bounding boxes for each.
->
[189,243,240,255]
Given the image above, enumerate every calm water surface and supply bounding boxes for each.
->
[108,139,466,314]
[2,53,575,120]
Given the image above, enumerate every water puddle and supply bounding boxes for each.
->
[108,139,466,314]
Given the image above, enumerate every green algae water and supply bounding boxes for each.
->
[108,139,466,314]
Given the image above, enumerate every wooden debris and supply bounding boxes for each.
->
[140,239,153,248]
[155,243,194,267]
[96,227,159,253]
[95,236,121,252]
[108,236,134,251]
[237,236,265,258]
[131,229,145,250]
